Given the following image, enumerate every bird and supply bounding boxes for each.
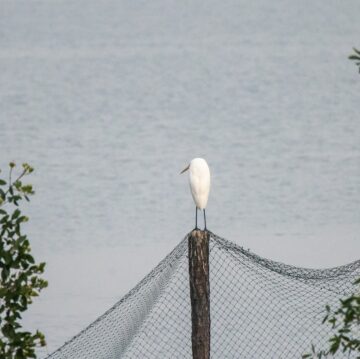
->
[180,158,210,230]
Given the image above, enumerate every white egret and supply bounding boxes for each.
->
[180,158,210,230]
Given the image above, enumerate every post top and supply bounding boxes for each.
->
[190,229,209,239]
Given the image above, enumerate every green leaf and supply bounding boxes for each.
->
[39,262,46,270]
[1,267,9,281]
[3,251,12,265]
[0,179,6,186]
[24,254,35,264]
[12,209,21,220]
[2,323,16,339]
[349,55,360,61]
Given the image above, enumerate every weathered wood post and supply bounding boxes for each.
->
[188,229,210,359]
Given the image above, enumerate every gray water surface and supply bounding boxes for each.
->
[1,0,360,354]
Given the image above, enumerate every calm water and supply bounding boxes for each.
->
[1,0,360,354]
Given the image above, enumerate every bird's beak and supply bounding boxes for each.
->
[180,164,190,174]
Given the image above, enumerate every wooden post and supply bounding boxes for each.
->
[188,230,210,359]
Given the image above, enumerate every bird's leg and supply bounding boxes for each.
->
[203,209,207,231]
[195,207,198,230]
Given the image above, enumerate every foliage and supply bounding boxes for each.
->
[303,278,360,358]
[349,48,360,73]
[0,163,47,358]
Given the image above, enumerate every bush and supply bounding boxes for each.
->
[0,163,48,359]
[303,278,360,358]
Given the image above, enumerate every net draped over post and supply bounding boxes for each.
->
[46,232,360,359]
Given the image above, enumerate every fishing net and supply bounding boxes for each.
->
[46,232,360,358]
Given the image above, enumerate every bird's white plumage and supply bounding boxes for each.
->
[188,158,210,209]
